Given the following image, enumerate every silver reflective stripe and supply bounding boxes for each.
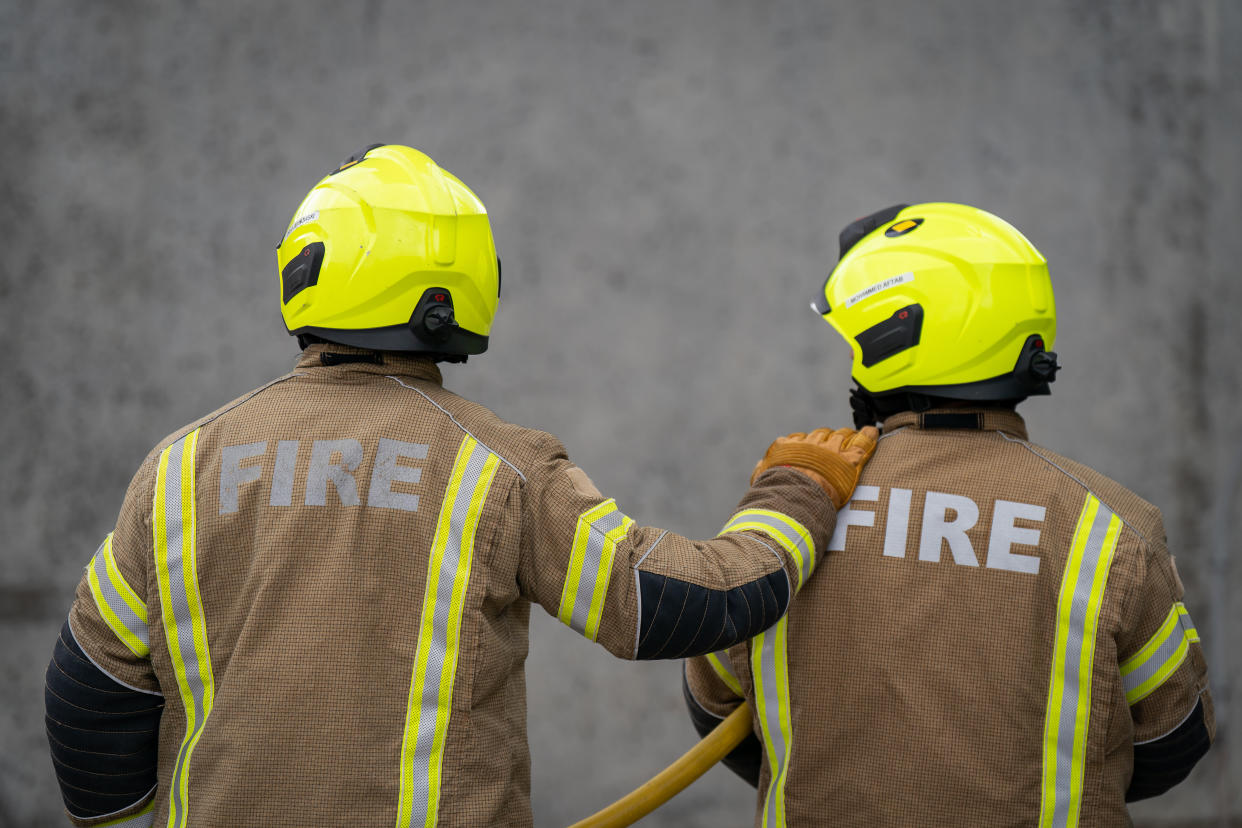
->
[165,436,203,824]
[397,436,501,828]
[89,537,149,655]
[1122,625,1185,698]
[1120,603,1197,704]
[729,512,812,585]
[557,500,633,642]
[568,507,627,635]
[752,619,792,828]
[711,650,739,681]
[409,443,488,819]
[1039,495,1121,828]
[95,793,156,828]
[155,431,214,828]
[721,509,814,589]
[706,649,743,696]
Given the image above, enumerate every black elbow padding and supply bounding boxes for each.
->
[1126,698,1212,802]
[635,569,788,660]
[45,620,162,818]
[682,671,761,788]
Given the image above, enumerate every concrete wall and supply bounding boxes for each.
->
[3,1,1238,824]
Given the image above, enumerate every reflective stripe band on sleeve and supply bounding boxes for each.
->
[95,795,156,828]
[557,499,634,642]
[87,533,150,658]
[1120,602,1200,705]
[153,429,213,828]
[720,508,814,590]
[1179,605,1200,643]
[706,650,743,697]
[397,435,500,828]
[1038,494,1122,828]
[752,618,793,828]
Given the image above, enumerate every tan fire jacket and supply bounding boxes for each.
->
[64,344,836,828]
[686,408,1213,828]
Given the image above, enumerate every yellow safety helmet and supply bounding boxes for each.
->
[811,203,1059,425]
[277,144,500,358]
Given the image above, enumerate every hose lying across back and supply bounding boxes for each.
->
[568,701,754,828]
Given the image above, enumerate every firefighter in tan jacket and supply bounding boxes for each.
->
[685,203,1213,828]
[43,144,878,828]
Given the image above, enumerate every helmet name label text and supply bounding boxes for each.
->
[845,271,913,308]
[283,210,319,242]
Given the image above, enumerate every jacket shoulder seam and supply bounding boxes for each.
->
[384,375,526,481]
[149,371,307,458]
[997,431,1150,545]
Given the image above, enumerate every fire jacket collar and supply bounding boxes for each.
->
[882,407,1028,440]
[293,343,443,385]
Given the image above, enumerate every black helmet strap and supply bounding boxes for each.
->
[850,387,939,429]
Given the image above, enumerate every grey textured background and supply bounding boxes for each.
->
[3,1,1239,825]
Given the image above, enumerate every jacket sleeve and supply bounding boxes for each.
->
[1116,523,1213,802]
[516,432,836,660]
[683,649,760,787]
[47,458,163,826]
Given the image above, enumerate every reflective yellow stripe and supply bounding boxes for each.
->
[557,500,634,641]
[752,618,793,828]
[1178,604,1199,643]
[153,430,213,828]
[87,533,150,658]
[706,650,743,697]
[102,536,149,623]
[724,507,812,827]
[720,508,814,590]
[1038,495,1122,828]
[397,436,500,828]
[1120,602,1198,704]
[1120,606,1179,675]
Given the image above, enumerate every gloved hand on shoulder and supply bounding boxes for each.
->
[752,426,879,509]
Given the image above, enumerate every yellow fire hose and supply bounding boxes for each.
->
[568,701,754,828]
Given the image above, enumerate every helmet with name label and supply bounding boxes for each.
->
[277,144,500,359]
[810,202,1060,425]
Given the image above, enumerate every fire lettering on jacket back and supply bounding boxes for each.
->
[218,438,430,515]
[828,485,1044,575]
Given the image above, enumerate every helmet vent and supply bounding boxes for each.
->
[281,242,325,304]
[839,204,908,258]
[330,143,387,175]
[856,304,923,368]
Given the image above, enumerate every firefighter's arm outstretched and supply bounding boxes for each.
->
[516,427,876,660]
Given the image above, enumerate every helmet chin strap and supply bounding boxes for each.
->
[849,387,879,429]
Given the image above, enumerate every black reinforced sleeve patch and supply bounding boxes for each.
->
[635,569,788,660]
[45,620,162,818]
[1126,698,1212,802]
[682,670,761,788]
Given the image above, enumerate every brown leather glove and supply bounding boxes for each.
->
[751,426,880,509]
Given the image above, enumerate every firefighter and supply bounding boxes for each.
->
[684,203,1214,827]
[43,144,877,828]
